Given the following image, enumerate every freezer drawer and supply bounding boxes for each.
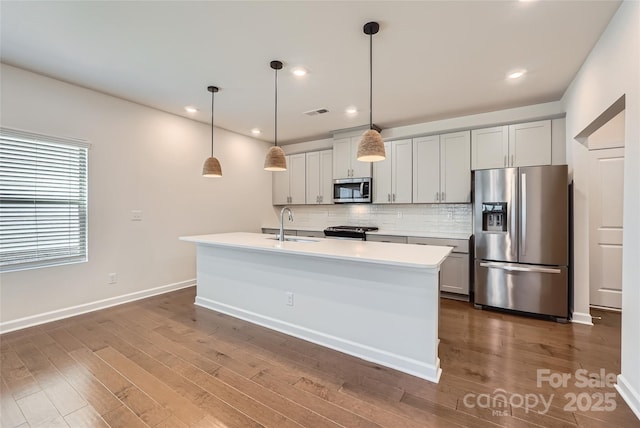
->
[474,260,568,318]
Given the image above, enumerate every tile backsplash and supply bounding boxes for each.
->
[270,204,472,234]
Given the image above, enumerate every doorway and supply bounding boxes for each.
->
[587,111,625,310]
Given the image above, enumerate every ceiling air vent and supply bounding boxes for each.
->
[304,108,329,116]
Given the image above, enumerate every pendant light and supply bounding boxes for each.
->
[202,85,222,177]
[356,21,386,162]
[264,60,287,171]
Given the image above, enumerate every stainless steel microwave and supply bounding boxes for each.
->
[333,177,372,203]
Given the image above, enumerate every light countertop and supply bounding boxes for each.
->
[181,232,452,269]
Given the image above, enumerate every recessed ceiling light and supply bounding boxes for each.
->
[346,107,358,115]
[507,70,527,80]
[184,106,198,113]
[251,128,261,135]
[292,67,308,77]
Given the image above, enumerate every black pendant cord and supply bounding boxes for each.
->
[210,89,215,157]
[274,67,278,147]
[369,30,373,130]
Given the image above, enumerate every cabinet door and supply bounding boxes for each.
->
[350,137,373,178]
[289,153,306,204]
[305,151,320,204]
[509,120,551,167]
[272,161,290,205]
[440,253,469,295]
[332,138,351,179]
[412,135,440,203]
[373,141,392,203]
[392,139,413,203]
[471,126,508,170]
[319,150,333,204]
[441,131,471,203]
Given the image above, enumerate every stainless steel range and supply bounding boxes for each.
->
[323,226,378,241]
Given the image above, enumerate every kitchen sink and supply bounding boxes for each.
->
[266,236,319,243]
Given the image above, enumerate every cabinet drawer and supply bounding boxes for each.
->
[407,236,469,253]
[366,234,408,244]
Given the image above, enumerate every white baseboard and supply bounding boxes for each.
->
[195,296,442,383]
[0,279,196,334]
[616,374,640,421]
[571,311,594,325]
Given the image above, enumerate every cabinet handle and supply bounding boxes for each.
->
[388,193,391,202]
[441,192,445,202]
[511,154,515,166]
[392,193,396,202]
[435,192,439,202]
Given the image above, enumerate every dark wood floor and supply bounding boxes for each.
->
[1,287,638,427]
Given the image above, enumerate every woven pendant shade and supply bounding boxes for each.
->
[264,146,287,171]
[202,156,222,177]
[357,129,386,162]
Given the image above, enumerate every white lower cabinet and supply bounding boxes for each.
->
[407,236,470,298]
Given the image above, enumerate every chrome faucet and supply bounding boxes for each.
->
[279,207,293,242]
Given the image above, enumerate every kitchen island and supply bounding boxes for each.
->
[180,232,452,382]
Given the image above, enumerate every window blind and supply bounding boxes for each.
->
[0,128,89,272]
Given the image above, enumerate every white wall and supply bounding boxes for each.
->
[0,64,274,331]
[561,0,640,418]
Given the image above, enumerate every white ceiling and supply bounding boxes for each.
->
[0,1,621,144]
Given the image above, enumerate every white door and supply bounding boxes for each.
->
[392,139,413,203]
[373,141,392,203]
[441,131,471,203]
[288,153,306,204]
[332,138,351,179]
[509,120,551,167]
[412,135,440,203]
[471,125,508,170]
[319,150,333,204]
[589,147,624,309]
[305,151,320,204]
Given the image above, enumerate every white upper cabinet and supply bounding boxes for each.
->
[373,139,412,204]
[508,120,552,167]
[441,131,472,203]
[471,120,552,170]
[471,126,508,170]
[305,150,333,204]
[272,153,306,205]
[412,135,440,203]
[413,131,471,203]
[332,137,372,179]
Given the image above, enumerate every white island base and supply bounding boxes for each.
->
[180,233,451,383]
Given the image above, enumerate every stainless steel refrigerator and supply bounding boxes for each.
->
[474,165,569,320]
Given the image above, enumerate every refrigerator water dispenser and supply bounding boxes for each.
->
[481,203,508,232]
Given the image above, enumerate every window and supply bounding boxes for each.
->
[0,128,89,272]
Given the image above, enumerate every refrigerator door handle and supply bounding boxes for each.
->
[479,262,562,274]
[521,172,527,256]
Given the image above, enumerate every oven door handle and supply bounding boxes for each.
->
[479,262,561,274]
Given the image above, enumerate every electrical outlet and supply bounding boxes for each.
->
[131,210,142,221]
[397,211,403,218]
[286,291,294,306]
[108,273,117,284]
